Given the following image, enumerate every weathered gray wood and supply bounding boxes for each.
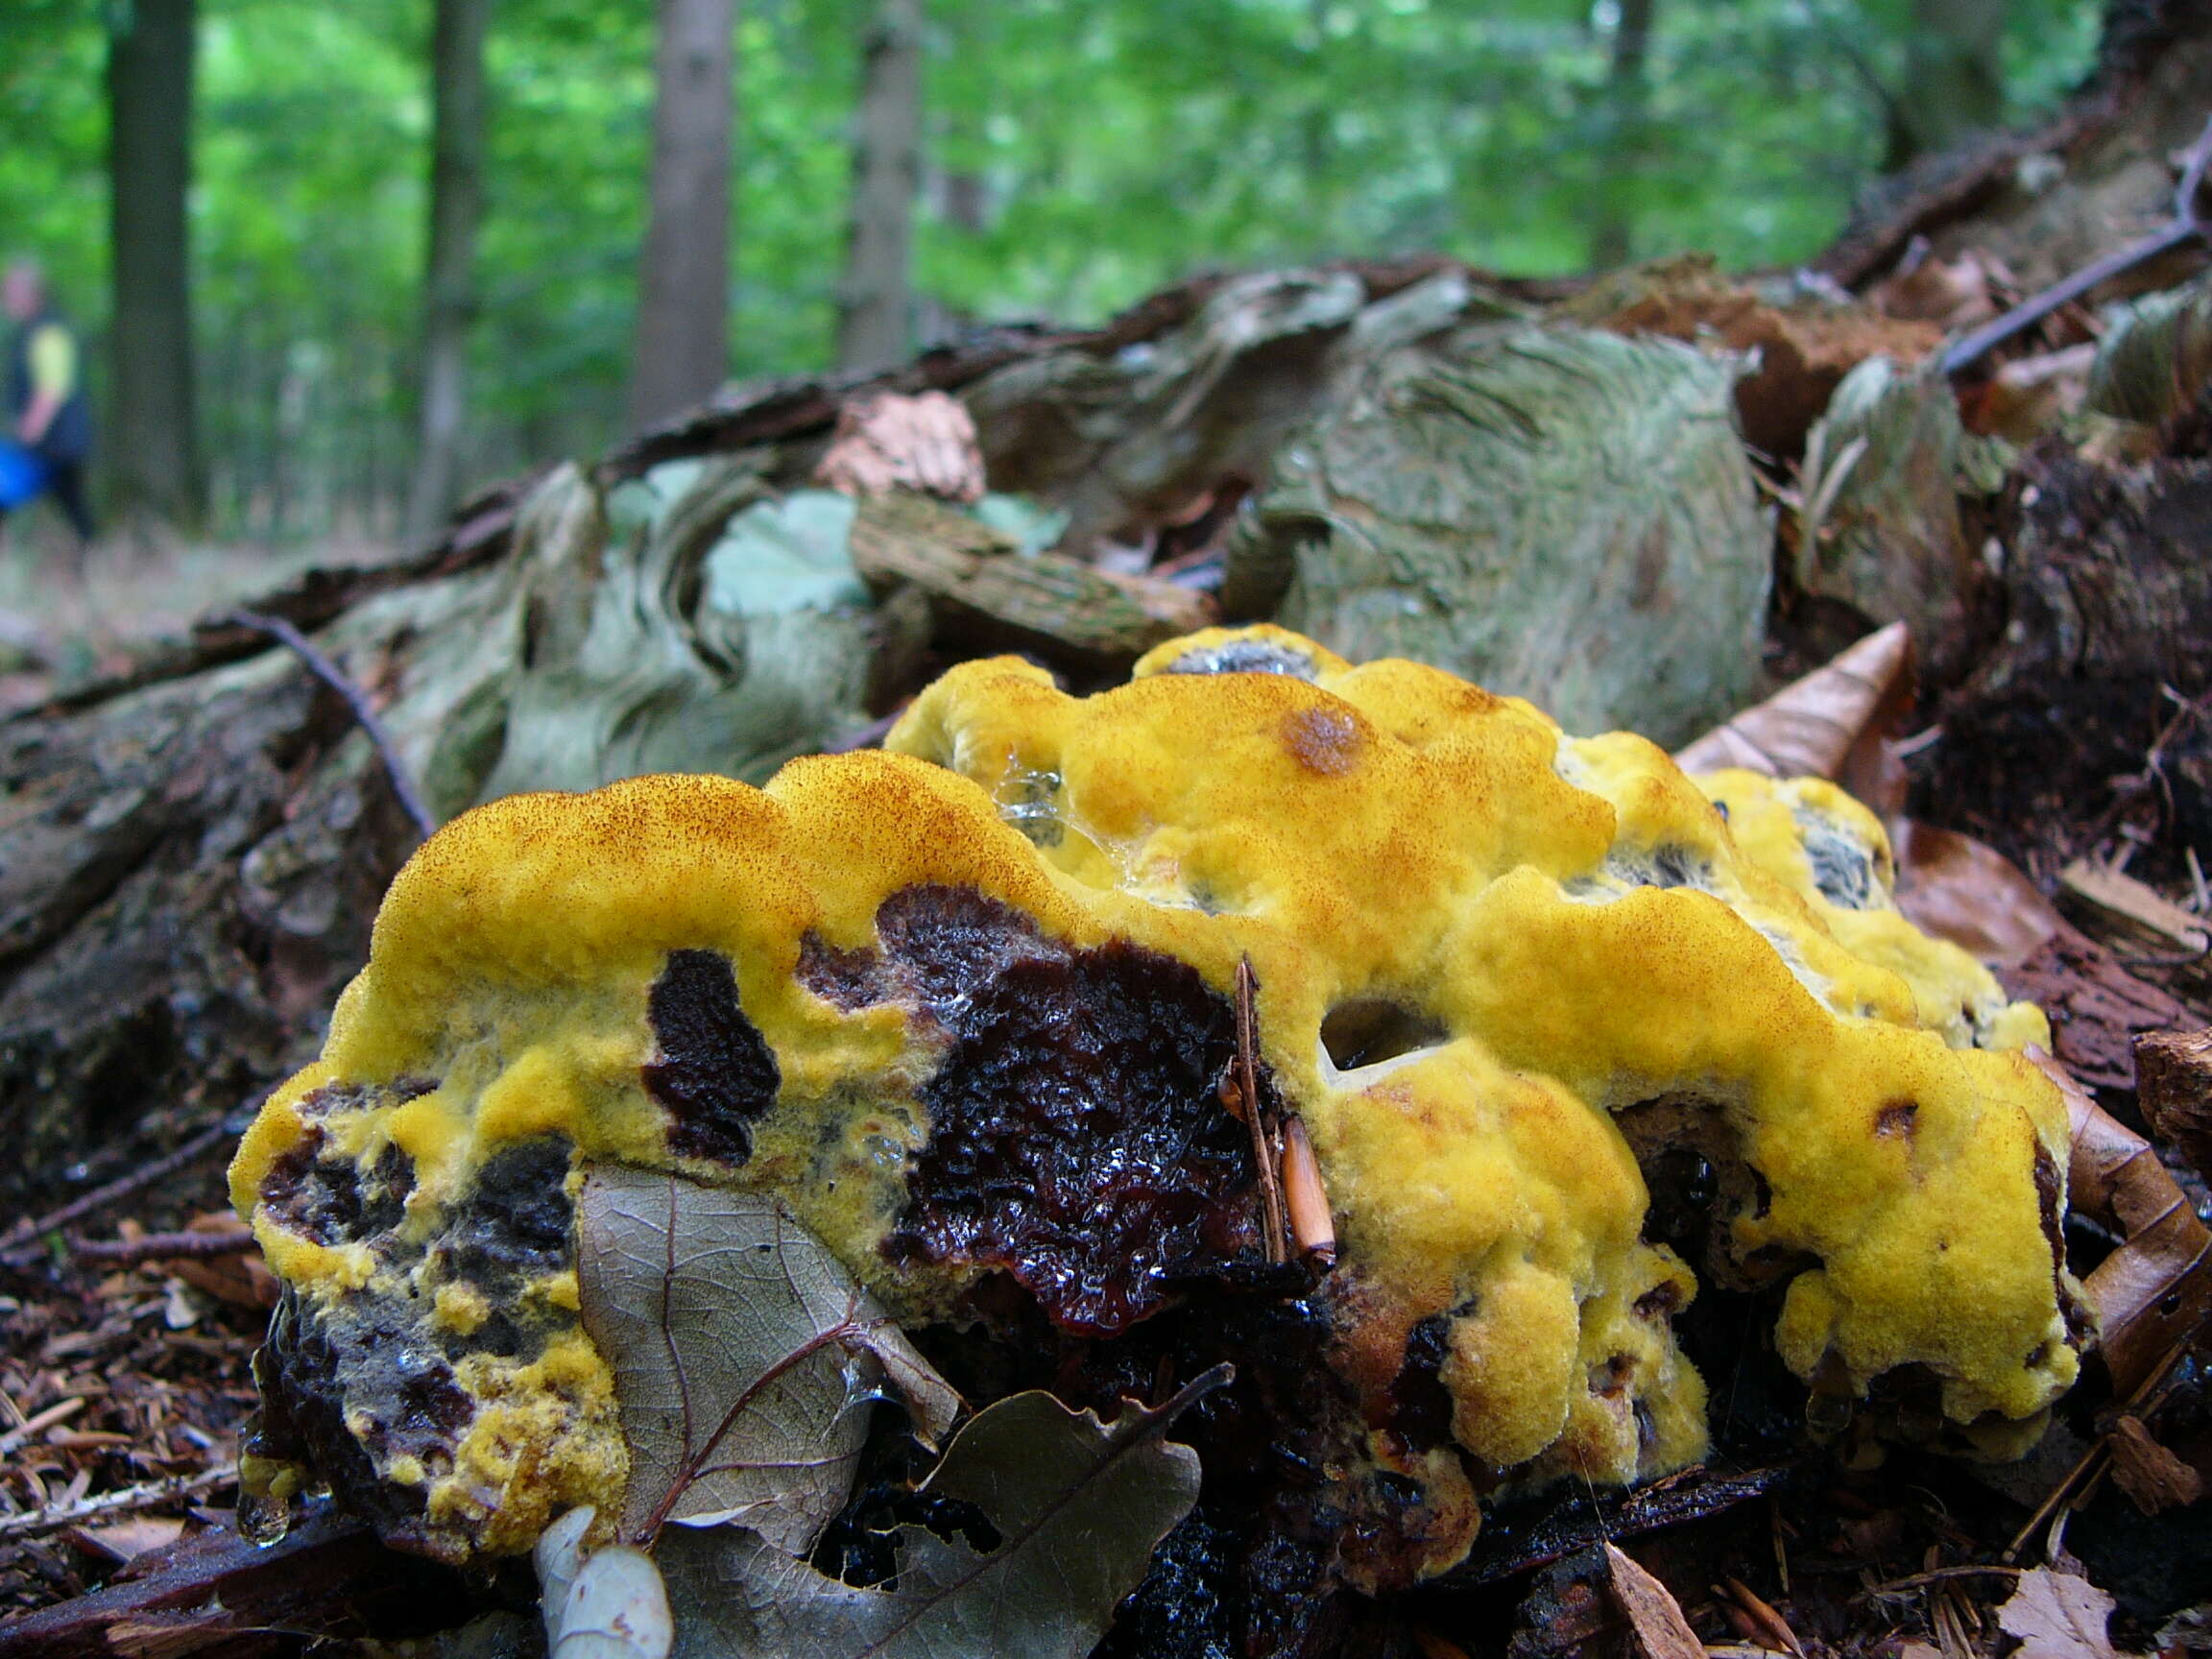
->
[1226,321,1770,746]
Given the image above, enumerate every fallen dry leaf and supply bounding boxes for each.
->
[1890,818,2063,969]
[1674,620,1911,796]
[577,1166,962,1554]
[65,1515,187,1566]
[2033,1049,2212,1397]
[658,1367,1225,1659]
[813,391,985,504]
[1604,1543,1705,1659]
[1996,1566,2120,1659]
[2104,1414,2206,1515]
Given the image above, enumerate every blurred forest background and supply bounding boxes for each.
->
[0,0,2104,551]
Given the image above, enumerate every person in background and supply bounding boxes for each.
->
[1,258,95,546]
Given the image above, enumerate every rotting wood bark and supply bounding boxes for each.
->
[13,73,2212,1215]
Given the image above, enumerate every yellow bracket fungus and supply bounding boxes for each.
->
[232,624,2084,1584]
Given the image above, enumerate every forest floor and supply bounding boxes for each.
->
[0,517,391,714]
[0,543,2204,1655]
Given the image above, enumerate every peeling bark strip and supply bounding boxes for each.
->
[642,949,781,1165]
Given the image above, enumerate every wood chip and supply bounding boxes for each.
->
[2135,1027,2212,1185]
[2104,1414,2205,1515]
[2059,859,2211,955]
[849,491,1213,661]
[1606,1543,1706,1659]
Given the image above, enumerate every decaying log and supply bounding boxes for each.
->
[0,1503,488,1659]
[1998,922,2192,1089]
[848,492,1213,666]
[1224,312,1770,747]
[1917,439,2212,880]
[4,256,1855,1199]
[1816,0,2212,295]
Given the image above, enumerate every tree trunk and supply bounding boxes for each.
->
[834,0,924,375]
[405,0,492,543]
[107,0,204,529]
[1887,0,2006,169]
[629,0,734,433]
[1588,0,1655,270]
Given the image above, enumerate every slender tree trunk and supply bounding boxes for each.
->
[1588,0,1655,270]
[107,0,204,529]
[1887,0,2006,168]
[629,0,734,433]
[405,0,492,542]
[834,0,924,374]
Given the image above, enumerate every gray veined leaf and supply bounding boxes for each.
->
[577,1165,962,1554]
[657,1364,1230,1659]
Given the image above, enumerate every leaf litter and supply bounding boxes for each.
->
[656,1366,1226,1659]
[574,1163,1222,1658]
[576,1165,961,1553]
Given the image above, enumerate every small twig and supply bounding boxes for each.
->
[219,607,437,842]
[1227,956,1288,1264]
[2003,1331,2196,1561]
[1280,1116,1336,1266]
[0,1464,235,1538]
[0,1116,241,1261]
[1943,112,2212,375]
[0,1397,86,1455]
[69,1227,257,1266]
[1861,1564,2025,1596]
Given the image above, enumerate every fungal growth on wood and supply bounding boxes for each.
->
[230,623,2086,1623]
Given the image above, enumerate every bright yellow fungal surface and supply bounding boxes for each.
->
[233,625,2081,1577]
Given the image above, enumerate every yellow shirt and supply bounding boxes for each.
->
[27,323,76,402]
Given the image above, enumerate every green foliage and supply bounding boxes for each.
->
[0,0,2101,539]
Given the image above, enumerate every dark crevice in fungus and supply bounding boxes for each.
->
[1320,998,1451,1071]
[263,1124,416,1247]
[1166,637,1320,681]
[431,1135,576,1305]
[796,883,1064,1026]
[643,947,780,1164]
[1796,815,1881,909]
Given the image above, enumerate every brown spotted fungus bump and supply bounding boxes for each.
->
[229,623,2084,1580]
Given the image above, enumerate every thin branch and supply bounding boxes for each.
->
[0,1116,241,1262]
[1942,112,2212,376]
[70,1228,257,1265]
[0,1465,235,1538]
[219,608,437,842]
[1230,956,1287,1264]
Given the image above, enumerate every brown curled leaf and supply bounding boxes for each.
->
[2104,1414,2205,1515]
[577,1166,962,1554]
[1890,819,2061,969]
[1673,620,1911,807]
[2031,1049,2212,1397]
